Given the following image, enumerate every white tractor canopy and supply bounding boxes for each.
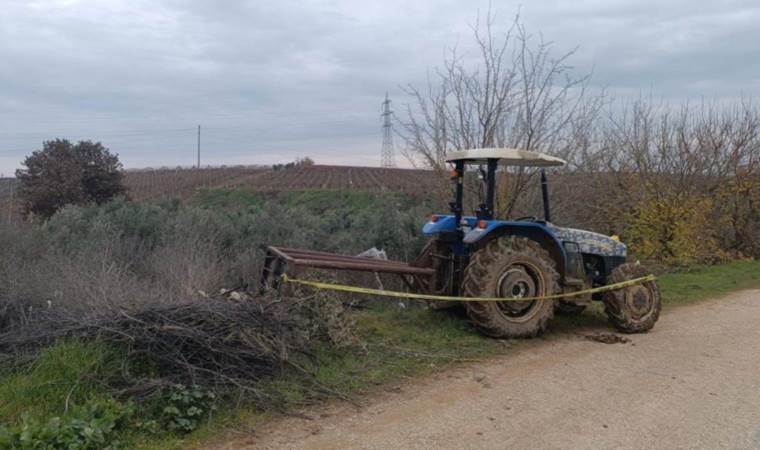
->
[445,148,566,167]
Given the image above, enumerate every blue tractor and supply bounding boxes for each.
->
[261,148,661,338]
[411,148,661,338]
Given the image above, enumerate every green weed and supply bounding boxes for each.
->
[0,341,122,425]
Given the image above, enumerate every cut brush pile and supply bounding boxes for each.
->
[0,291,356,405]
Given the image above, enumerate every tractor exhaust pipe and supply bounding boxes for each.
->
[541,169,551,223]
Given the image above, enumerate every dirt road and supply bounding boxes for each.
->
[227,290,760,449]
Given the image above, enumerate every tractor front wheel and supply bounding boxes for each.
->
[602,263,661,333]
[462,237,559,338]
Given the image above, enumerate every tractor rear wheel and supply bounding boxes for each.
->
[602,263,661,333]
[462,237,559,338]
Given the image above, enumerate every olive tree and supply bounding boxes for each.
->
[16,139,126,218]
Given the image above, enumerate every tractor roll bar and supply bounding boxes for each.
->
[541,169,551,223]
[451,160,465,228]
[483,159,497,220]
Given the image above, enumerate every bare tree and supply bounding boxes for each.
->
[399,10,599,217]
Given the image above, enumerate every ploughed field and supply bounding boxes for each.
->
[126,165,436,199]
[0,165,436,220]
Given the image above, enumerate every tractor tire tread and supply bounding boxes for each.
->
[602,263,661,333]
[462,236,559,338]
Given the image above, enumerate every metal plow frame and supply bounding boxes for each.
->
[260,246,435,293]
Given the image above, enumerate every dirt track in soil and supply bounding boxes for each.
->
[219,290,760,449]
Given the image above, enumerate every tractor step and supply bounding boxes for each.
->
[564,276,586,287]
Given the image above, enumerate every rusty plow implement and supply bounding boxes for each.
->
[259,246,435,294]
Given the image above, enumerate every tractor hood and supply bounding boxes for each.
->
[548,225,627,257]
[424,216,626,258]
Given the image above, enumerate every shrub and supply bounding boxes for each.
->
[15,139,126,219]
[0,192,431,329]
[0,399,133,450]
[627,194,728,265]
[714,178,760,258]
[160,385,216,433]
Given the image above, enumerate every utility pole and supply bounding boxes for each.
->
[8,185,14,225]
[196,125,201,168]
[381,93,396,168]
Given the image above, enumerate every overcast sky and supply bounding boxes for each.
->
[1,0,758,175]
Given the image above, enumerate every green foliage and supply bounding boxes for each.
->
[0,399,133,450]
[43,189,431,261]
[193,189,433,260]
[0,343,218,447]
[627,194,728,265]
[0,342,123,425]
[15,139,126,219]
[160,385,217,433]
[192,189,264,210]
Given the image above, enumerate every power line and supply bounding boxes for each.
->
[0,119,373,141]
[380,92,396,168]
[0,127,196,138]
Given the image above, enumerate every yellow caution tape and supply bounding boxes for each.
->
[280,273,657,303]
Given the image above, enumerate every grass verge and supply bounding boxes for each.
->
[657,259,760,305]
[2,259,758,449]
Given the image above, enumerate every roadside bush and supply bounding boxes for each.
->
[714,178,760,257]
[626,194,729,265]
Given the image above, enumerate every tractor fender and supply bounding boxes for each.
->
[422,215,477,236]
[463,222,568,280]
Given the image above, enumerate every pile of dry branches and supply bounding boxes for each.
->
[0,293,354,402]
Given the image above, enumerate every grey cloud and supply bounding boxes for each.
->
[0,0,758,174]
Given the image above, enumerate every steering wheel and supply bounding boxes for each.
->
[514,216,538,222]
